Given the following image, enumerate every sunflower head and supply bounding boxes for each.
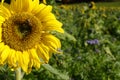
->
[0,0,64,73]
[89,1,96,10]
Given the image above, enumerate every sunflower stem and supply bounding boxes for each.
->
[15,68,22,80]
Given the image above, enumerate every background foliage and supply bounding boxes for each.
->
[1,0,120,80]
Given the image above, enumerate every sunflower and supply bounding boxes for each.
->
[89,1,96,10]
[0,0,64,73]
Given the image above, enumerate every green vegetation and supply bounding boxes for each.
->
[59,2,120,8]
[96,2,120,7]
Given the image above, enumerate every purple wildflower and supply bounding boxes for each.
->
[87,39,99,45]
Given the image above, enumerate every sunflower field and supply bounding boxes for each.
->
[0,0,120,80]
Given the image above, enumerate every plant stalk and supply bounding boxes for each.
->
[15,68,22,80]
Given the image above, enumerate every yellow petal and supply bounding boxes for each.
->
[42,20,64,33]
[15,51,29,72]
[35,5,52,19]
[0,16,5,23]
[29,48,40,69]
[0,27,2,42]
[37,43,50,63]
[0,42,5,55]
[21,0,30,12]
[43,34,61,47]
[0,45,10,64]
[40,13,56,22]
[0,5,11,19]
[1,0,4,4]
[42,34,62,53]
[29,0,45,14]
[43,0,47,4]
[35,4,64,33]
[7,49,17,67]
[16,51,23,67]
[22,51,30,73]
[23,51,30,66]
[10,0,30,12]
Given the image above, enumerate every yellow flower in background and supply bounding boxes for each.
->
[89,1,96,10]
[102,13,107,18]
[81,9,85,14]
[0,0,64,73]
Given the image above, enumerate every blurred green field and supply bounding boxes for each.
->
[96,2,120,7]
[45,1,120,80]
[58,1,120,9]
[59,2,120,9]
[31,2,120,80]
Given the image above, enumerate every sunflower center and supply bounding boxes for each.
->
[2,13,42,51]
[16,20,32,39]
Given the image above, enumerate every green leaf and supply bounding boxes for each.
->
[42,64,69,80]
[0,66,6,73]
[64,31,76,42]
[51,31,76,42]
[104,47,116,60]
